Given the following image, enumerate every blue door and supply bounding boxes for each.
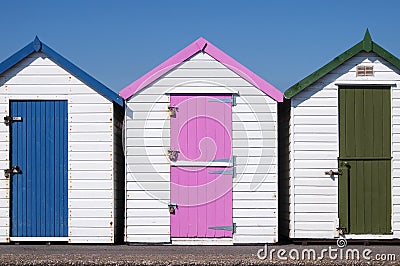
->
[10,100,68,237]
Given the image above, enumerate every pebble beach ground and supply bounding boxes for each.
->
[0,244,399,265]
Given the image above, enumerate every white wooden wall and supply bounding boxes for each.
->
[125,52,278,243]
[290,52,400,239]
[0,53,116,243]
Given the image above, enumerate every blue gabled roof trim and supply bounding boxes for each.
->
[0,36,123,106]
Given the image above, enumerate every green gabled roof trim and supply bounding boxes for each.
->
[284,29,400,99]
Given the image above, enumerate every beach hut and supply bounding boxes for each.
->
[120,38,283,244]
[282,30,400,241]
[0,37,124,243]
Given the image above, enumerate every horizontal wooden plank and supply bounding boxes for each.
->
[69,161,113,171]
[70,180,113,190]
[294,203,337,213]
[233,139,275,148]
[294,142,337,151]
[1,75,82,85]
[69,123,112,132]
[150,77,253,87]
[295,186,336,196]
[127,164,169,173]
[233,234,276,243]
[233,208,276,218]
[69,190,113,199]
[293,125,338,133]
[127,190,169,200]
[127,181,169,191]
[293,159,337,169]
[70,113,112,123]
[126,199,168,209]
[126,138,169,148]
[233,200,276,209]
[294,213,337,222]
[126,172,169,182]
[235,226,275,236]
[294,178,337,187]
[69,171,112,180]
[294,194,337,204]
[69,227,113,237]
[126,155,169,165]
[232,130,276,139]
[70,152,113,161]
[69,132,113,142]
[126,234,170,243]
[126,217,170,226]
[69,142,112,152]
[126,208,170,217]
[233,192,276,200]
[293,116,337,125]
[233,217,276,226]
[69,103,113,113]
[69,95,111,104]
[69,209,113,218]
[69,199,113,209]
[126,226,170,235]
[164,68,240,78]
[69,218,114,228]
[126,128,168,138]
[178,60,227,69]
[69,236,114,243]
[236,172,278,184]
[233,182,276,193]
[293,106,337,116]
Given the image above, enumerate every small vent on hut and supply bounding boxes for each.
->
[356,65,374,76]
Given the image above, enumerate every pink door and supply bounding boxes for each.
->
[170,94,233,238]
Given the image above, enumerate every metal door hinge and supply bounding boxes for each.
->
[208,95,237,106]
[4,116,22,125]
[208,223,236,233]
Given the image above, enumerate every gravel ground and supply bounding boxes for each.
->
[0,244,398,265]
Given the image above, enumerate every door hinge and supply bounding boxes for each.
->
[208,223,236,233]
[4,116,22,125]
[208,167,236,176]
[208,95,237,106]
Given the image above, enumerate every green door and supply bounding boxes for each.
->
[339,86,391,234]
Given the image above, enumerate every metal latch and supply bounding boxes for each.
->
[4,166,21,178]
[168,150,180,161]
[325,169,342,177]
[168,203,177,214]
[4,116,22,125]
[168,106,178,117]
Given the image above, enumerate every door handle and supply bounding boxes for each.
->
[325,169,342,176]
[4,166,22,178]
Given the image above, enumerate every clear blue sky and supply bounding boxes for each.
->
[1,0,399,93]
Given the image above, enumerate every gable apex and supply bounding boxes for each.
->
[284,30,400,99]
[119,38,283,102]
[0,37,123,106]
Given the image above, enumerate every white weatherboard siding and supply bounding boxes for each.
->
[0,53,116,243]
[125,52,278,243]
[290,52,400,239]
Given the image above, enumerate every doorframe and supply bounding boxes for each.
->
[168,93,234,239]
[7,97,69,240]
[337,85,394,235]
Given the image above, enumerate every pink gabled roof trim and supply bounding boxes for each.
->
[119,37,283,102]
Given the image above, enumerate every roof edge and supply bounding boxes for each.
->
[284,29,400,99]
[0,37,123,106]
[119,38,283,102]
